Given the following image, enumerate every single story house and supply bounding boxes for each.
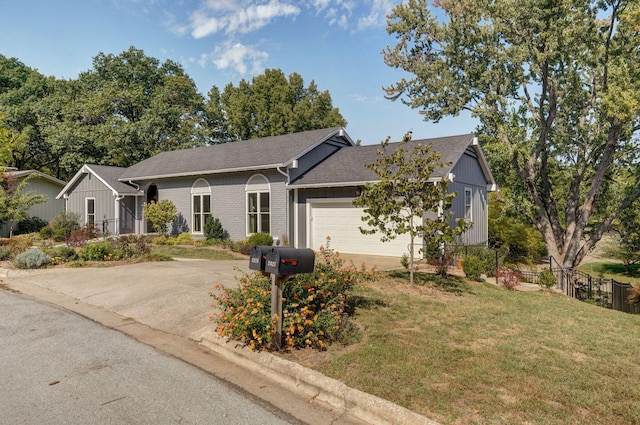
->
[57,127,496,257]
[1,169,66,237]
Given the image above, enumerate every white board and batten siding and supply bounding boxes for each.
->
[306,199,422,257]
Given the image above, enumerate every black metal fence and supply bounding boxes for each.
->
[447,244,640,315]
[530,258,640,314]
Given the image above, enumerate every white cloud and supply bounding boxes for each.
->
[200,41,269,74]
[189,0,300,38]
[310,0,393,30]
[356,0,394,30]
[350,93,384,104]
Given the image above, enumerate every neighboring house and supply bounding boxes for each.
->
[58,127,496,257]
[57,164,143,235]
[0,169,66,237]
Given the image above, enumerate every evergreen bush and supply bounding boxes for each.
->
[247,232,273,247]
[462,254,484,281]
[538,269,558,290]
[79,241,113,261]
[174,232,195,245]
[16,217,48,234]
[204,216,225,240]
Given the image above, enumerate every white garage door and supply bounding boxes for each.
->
[309,202,420,257]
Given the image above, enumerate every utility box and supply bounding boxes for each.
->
[264,247,315,276]
[249,245,271,272]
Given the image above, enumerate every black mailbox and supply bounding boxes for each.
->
[249,245,271,271]
[264,247,315,276]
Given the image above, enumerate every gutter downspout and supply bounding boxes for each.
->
[128,180,142,235]
[115,194,125,236]
[276,166,290,245]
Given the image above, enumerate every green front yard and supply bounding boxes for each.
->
[312,272,640,424]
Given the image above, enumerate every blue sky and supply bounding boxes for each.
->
[0,0,476,144]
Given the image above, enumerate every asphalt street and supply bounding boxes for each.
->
[0,289,294,425]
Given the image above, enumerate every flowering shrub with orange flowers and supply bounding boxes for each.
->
[211,248,378,351]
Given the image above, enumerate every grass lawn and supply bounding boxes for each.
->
[151,244,241,261]
[577,261,640,284]
[312,271,640,425]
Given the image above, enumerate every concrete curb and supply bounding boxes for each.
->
[194,328,440,425]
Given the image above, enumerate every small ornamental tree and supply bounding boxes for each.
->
[143,199,177,235]
[0,171,48,238]
[353,132,470,284]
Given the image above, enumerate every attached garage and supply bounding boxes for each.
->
[307,200,420,257]
[291,133,496,257]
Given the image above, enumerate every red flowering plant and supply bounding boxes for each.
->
[211,247,378,351]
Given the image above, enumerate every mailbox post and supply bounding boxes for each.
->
[249,246,315,349]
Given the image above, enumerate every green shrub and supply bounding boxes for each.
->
[247,232,273,247]
[114,235,150,259]
[49,212,80,234]
[204,216,225,240]
[231,239,251,255]
[53,228,68,242]
[0,247,11,260]
[153,235,168,245]
[40,226,54,239]
[538,269,557,290]
[14,248,50,269]
[49,245,78,261]
[79,241,113,261]
[400,253,410,270]
[143,200,177,235]
[212,248,378,351]
[175,232,195,245]
[16,217,48,235]
[462,254,484,281]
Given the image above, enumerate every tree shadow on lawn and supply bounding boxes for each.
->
[386,270,474,295]
[597,262,640,277]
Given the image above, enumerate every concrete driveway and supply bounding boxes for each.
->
[2,253,401,340]
[3,259,250,339]
[2,254,436,425]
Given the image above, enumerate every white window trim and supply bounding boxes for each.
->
[191,178,211,235]
[464,188,473,222]
[85,197,96,228]
[245,174,271,236]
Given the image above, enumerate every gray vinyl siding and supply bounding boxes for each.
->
[0,177,65,237]
[450,149,490,246]
[24,178,65,222]
[65,173,117,230]
[135,169,288,241]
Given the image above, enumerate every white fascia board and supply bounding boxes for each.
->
[283,127,354,168]
[118,163,285,182]
[56,165,91,199]
[471,137,497,188]
[289,176,444,189]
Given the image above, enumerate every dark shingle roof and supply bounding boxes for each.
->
[58,164,141,198]
[87,164,142,195]
[289,133,477,187]
[119,127,348,181]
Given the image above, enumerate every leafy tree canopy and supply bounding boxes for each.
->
[384,0,640,268]
[353,132,470,283]
[205,68,346,142]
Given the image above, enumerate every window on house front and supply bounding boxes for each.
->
[246,174,271,235]
[191,179,211,234]
[86,198,95,228]
[192,194,211,233]
[247,192,270,234]
[464,188,472,221]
